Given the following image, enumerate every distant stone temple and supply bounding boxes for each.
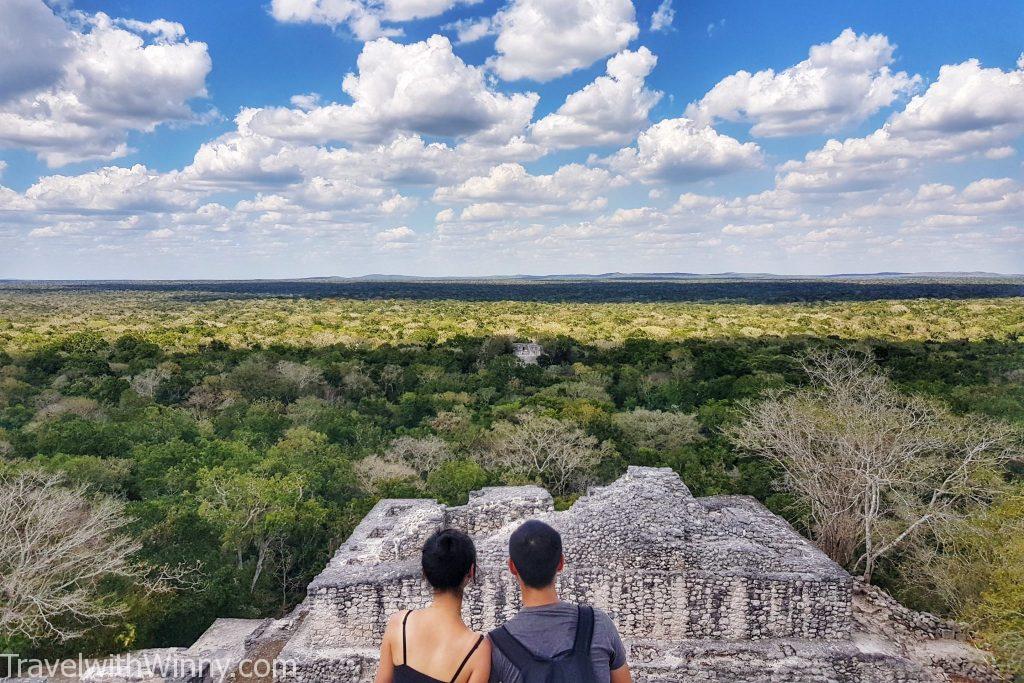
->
[9,468,996,683]
[511,342,543,364]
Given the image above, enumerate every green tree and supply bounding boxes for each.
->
[427,460,490,505]
[197,468,325,592]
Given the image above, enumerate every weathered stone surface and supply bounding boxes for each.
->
[186,618,266,682]
[6,467,998,683]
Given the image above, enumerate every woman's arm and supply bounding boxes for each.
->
[374,614,401,683]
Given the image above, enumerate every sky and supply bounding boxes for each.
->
[0,0,1022,278]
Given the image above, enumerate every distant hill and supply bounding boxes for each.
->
[305,271,1019,282]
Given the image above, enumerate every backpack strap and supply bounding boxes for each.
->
[572,606,595,657]
[489,626,542,677]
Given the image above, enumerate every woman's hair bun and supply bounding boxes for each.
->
[421,528,476,592]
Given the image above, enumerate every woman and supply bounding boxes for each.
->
[375,528,491,683]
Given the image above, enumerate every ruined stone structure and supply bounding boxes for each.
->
[511,342,543,365]
[5,467,997,683]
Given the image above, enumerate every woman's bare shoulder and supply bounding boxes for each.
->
[469,632,491,664]
[466,635,491,681]
[383,610,411,637]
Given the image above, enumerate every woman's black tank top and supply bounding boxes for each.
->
[393,610,485,683]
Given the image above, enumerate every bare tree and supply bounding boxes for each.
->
[382,436,454,478]
[354,455,422,493]
[0,471,178,643]
[612,408,702,452]
[727,351,1020,581]
[478,413,614,495]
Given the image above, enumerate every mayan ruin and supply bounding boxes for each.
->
[9,466,998,683]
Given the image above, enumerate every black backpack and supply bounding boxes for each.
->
[489,605,597,683]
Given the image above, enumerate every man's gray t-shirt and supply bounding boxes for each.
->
[488,602,627,683]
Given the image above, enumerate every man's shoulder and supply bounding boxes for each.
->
[496,602,620,636]
[590,606,615,626]
[587,606,622,638]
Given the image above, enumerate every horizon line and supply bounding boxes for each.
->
[2,271,1023,283]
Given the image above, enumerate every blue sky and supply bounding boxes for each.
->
[0,0,1021,277]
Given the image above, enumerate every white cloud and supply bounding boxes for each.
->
[0,0,74,102]
[487,0,639,82]
[290,93,321,111]
[887,58,1024,140]
[671,189,804,223]
[532,48,662,148]
[434,162,618,222]
[604,117,763,182]
[443,16,494,44]
[686,29,919,137]
[375,225,418,249]
[0,3,212,166]
[650,0,674,32]
[380,194,418,214]
[0,182,31,211]
[777,58,1024,193]
[722,223,776,237]
[270,0,481,40]
[182,112,544,203]
[435,162,617,203]
[245,36,538,145]
[270,0,389,40]
[184,117,304,188]
[850,178,1024,231]
[24,165,194,212]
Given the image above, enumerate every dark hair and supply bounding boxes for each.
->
[421,528,476,592]
[509,520,563,589]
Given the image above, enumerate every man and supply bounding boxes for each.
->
[489,520,631,683]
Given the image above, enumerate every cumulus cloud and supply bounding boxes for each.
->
[0,2,212,166]
[245,36,538,145]
[603,117,763,182]
[24,165,194,212]
[887,58,1024,139]
[532,48,662,148]
[270,0,481,40]
[184,109,542,200]
[0,0,74,102]
[849,178,1024,230]
[434,162,619,222]
[375,225,419,249]
[686,29,919,137]
[436,162,617,202]
[777,58,1024,192]
[487,0,639,82]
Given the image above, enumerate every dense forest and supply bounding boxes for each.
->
[0,282,1021,675]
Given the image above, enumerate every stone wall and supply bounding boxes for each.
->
[267,467,996,683]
